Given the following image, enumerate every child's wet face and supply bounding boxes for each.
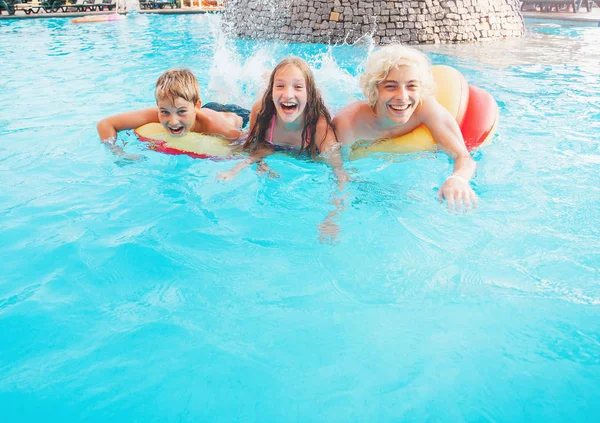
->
[272,65,308,124]
[376,65,421,125]
[157,96,198,137]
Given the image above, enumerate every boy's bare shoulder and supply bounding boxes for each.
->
[196,106,242,140]
[334,100,371,122]
[415,95,446,125]
[197,107,220,119]
[195,108,224,131]
[333,101,373,145]
[198,107,236,126]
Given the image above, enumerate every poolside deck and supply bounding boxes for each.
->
[0,6,222,20]
[521,6,600,26]
[2,5,599,25]
[139,6,222,14]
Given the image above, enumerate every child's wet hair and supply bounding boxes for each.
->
[360,44,436,108]
[155,69,201,105]
[243,57,335,158]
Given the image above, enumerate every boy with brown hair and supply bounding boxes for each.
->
[97,68,247,159]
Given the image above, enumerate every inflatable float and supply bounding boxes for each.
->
[72,14,125,24]
[134,122,235,160]
[200,0,224,9]
[349,65,499,160]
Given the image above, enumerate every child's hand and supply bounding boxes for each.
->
[334,168,350,191]
[318,194,346,244]
[318,217,341,245]
[438,175,478,212]
[121,153,145,161]
[216,170,238,182]
[256,161,280,179]
[103,137,146,164]
[114,153,146,167]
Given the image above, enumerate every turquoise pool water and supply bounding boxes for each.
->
[1,14,599,422]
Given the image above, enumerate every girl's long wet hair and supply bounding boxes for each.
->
[243,57,336,158]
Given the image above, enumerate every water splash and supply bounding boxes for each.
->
[205,18,380,111]
[206,18,277,108]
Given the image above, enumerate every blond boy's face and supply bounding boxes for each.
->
[375,65,421,125]
[157,96,199,137]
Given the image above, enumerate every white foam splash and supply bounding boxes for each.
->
[204,19,381,111]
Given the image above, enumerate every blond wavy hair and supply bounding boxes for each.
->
[155,69,201,105]
[360,44,435,108]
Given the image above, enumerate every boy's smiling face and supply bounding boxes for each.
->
[375,65,422,125]
[157,96,199,137]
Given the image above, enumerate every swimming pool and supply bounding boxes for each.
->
[1,13,599,422]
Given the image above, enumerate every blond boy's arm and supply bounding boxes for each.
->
[420,98,478,210]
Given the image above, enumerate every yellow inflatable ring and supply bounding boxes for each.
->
[135,123,235,160]
[349,65,498,160]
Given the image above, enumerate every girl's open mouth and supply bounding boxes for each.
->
[280,102,299,114]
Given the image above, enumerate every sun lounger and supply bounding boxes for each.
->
[13,0,42,13]
[31,0,67,12]
[521,0,593,12]
[140,0,176,9]
[11,0,44,14]
[15,0,62,12]
[154,0,176,8]
[70,0,101,11]
[60,0,99,12]
[96,0,115,10]
[0,0,17,14]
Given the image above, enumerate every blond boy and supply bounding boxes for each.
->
[333,44,478,210]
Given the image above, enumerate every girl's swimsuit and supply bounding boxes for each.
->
[268,115,311,150]
[232,115,317,154]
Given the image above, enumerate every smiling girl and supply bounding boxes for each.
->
[217,57,348,187]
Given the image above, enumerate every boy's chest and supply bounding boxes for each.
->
[360,117,422,141]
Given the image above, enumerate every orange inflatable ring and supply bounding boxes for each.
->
[72,14,125,24]
[349,65,499,159]
[135,123,235,160]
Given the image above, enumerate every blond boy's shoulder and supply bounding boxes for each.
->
[415,95,445,125]
[334,101,371,123]
[333,101,372,145]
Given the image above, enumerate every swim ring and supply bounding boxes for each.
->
[72,14,125,24]
[135,123,235,160]
[349,65,499,160]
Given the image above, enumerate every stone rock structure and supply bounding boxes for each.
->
[224,0,524,45]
